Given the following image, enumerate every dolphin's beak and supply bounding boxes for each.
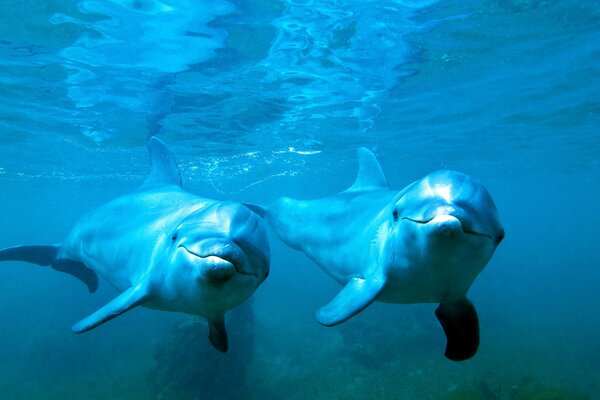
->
[199,255,236,281]
[179,246,236,282]
[179,239,259,280]
[401,206,493,240]
[427,214,463,236]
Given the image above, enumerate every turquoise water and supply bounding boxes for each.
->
[0,0,598,399]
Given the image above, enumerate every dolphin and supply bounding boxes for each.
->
[256,148,504,361]
[0,137,270,352]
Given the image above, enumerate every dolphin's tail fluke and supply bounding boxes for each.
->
[0,245,58,265]
[0,245,99,293]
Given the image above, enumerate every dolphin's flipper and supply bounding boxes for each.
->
[208,315,228,352]
[317,276,385,326]
[435,299,480,361]
[72,283,152,333]
[142,136,182,189]
[347,148,390,192]
[0,245,98,293]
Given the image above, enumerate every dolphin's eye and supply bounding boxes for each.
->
[171,233,178,243]
[392,209,399,222]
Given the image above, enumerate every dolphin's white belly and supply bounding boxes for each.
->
[379,262,477,304]
[61,186,209,290]
[379,224,493,304]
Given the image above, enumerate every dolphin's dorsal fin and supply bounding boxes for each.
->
[142,136,182,189]
[316,275,386,326]
[347,148,389,192]
[71,282,152,333]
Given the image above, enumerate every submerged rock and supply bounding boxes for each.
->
[445,386,488,400]
[151,301,255,400]
[512,385,589,400]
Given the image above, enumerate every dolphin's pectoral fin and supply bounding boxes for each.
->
[0,245,99,293]
[317,277,385,326]
[141,136,182,189]
[208,315,228,352]
[435,299,479,361]
[72,283,152,333]
[52,259,99,293]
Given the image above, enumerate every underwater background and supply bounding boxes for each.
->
[0,0,598,399]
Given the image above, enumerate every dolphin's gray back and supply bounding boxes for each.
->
[61,185,212,290]
[267,190,396,282]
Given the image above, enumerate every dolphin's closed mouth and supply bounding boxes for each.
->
[179,245,258,278]
[401,217,493,240]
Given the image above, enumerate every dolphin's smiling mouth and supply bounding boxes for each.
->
[178,245,258,279]
[401,217,493,240]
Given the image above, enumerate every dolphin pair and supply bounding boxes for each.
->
[255,148,504,361]
[0,137,270,352]
[1,142,503,360]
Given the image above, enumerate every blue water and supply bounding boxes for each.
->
[0,0,598,399]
